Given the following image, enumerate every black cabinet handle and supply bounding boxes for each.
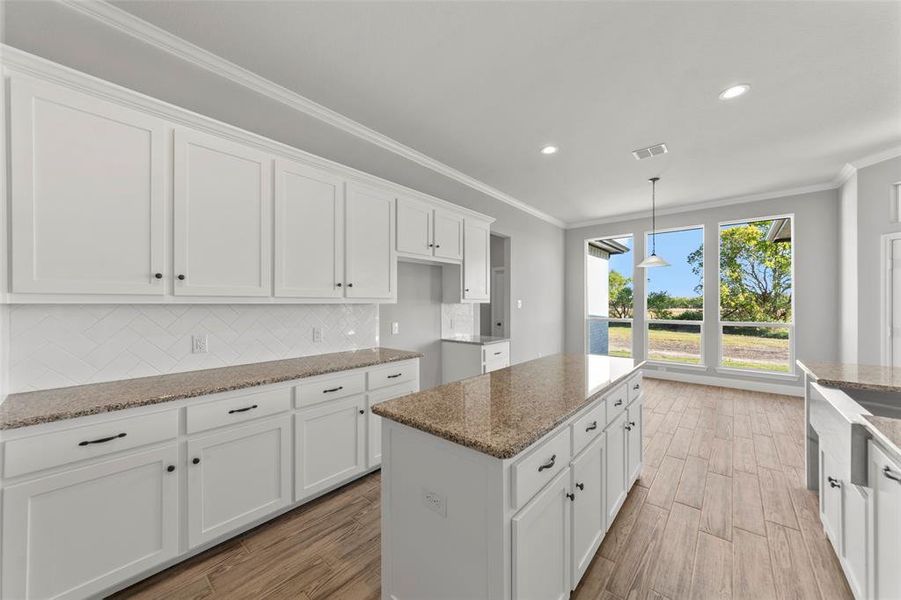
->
[192,457,200,465]
[154,273,163,279]
[827,476,841,489]
[323,386,344,394]
[629,421,636,427]
[625,424,633,431]
[177,274,185,281]
[78,432,126,447]
[585,421,598,432]
[359,409,365,415]
[614,399,623,407]
[167,465,176,472]
[566,492,575,501]
[465,288,470,292]
[883,466,901,483]
[387,373,403,379]
[336,283,342,287]
[228,404,258,414]
[435,244,440,248]
[538,454,556,472]
[347,283,354,288]
[576,482,584,491]
[633,384,640,390]
[428,243,434,248]
[494,351,502,356]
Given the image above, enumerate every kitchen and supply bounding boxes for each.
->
[0,1,899,599]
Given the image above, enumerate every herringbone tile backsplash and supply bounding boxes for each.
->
[8,304,379,393]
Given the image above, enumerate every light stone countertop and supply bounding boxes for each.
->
[0,347,422,430]
[440,334,510,345]
[372,353,642,459]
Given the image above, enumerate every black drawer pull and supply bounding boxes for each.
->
[387,373,403,379]
[883,466,901,483]
[625,424,633,431]
[633,384,640,390]
[614,399,623,407]
[576,482,584,491]
[228,404,258,414]
[323,386,344,393]
[167,465,176,473]
[494,351,502,356]
[828,476,841,489]
[629,421,636,427]
[538,454,556,472]
[78,432,126,447]
[585,421,598,432]
[566,492,575,501]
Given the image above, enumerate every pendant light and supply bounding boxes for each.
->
[637,177,670,268]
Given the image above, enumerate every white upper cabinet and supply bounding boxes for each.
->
[345,183,396,299]
[396,197,433,258]
[173,129,272,297]
[433,209,464,260]
[274,159,345,298]
[10,77,166,295]
[463,219,491,301]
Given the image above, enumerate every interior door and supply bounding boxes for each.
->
[433,209,464,260]
[570,434,606,587]
[173,128,272,296]
[295,395,366,499]
[274,159,345,298]
[10,76,166,295]
[187,415,292,548]
[396,197,433,257]
[345,183,396,299]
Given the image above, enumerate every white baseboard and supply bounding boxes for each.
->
[643,368,803,397]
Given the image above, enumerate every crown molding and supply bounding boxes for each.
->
[833,163,858,187]
[56,0,566,229]
[850,144,901,170]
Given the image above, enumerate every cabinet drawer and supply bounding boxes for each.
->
[4,409,178,479]
[368,361,417,390]
[296,372,365,408]
[627,372,643,402]
[605,384,628,426]
[484,357,509,374]
[572,400,606,457]
[482,342,510,364]
[512,428,572,509]
[186,386,291,434]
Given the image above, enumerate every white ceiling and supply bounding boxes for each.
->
[110,0,901,225]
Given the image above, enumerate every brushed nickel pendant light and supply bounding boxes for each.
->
[637,177,670,268]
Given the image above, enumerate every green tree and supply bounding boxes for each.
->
[608,270,633,318]
[688,221,792,322]
[646,290,673,320]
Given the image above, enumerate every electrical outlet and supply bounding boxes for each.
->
[192,334,208,354]
[449,318,455,330]
[391,322,399,335]
[312,327,323,343]
[517,299,523,309]
[422,488,446,517]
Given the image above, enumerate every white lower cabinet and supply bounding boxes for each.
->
[367,382,417,468]
[869,441,901,600]
[512,467,572,600]
[295,394,366,500]
[1,445,179,600]
[626,397,643,485]
[606,409,628,525]
[570,433,606,586]
[187,415,292,548]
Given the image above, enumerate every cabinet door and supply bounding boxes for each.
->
[396,197,433,257]
[627,397,643,485]
[842,483,869,600]
[367,382,418,469]
[274,159,344,298]
[463,219,491,301]
[605,410,628,526]
[295,395,366,500]
[819,446,843,551]
[571,434,606,587]
[174,128,272,296]
[433,209,464,260]
[870,442,901,600]
[2,446,178,600]
[345,183,396,299]
[10,77,165,295]
[512,467,571,600]
[187,415,292,548]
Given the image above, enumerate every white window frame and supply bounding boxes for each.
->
[583,234,635,358]
[715,214,797,377]
[643,225,706,368]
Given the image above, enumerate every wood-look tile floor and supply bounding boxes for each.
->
[112,379,851,600]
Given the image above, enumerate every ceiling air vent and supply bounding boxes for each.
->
[632,143,668,160]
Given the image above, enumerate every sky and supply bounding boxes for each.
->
[607,228,703,298]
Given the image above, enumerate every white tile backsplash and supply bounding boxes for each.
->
[7,304,378,392]
[441,303,476,337]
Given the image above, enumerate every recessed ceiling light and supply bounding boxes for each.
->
[540,145,558,155]
[719,84,751,100]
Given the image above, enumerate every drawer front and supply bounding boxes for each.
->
[186,386,292,434]
[484,357,510,374]
[512,427,572,508]
[605,384,628,426]
[482,342,510,364]
[627,372,643,403]
[296,371,366,408]
[368,361,418,391]
[572,400,606,457]
[4,409,178,479]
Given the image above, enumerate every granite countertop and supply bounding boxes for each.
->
[440,334,510,345]
[0,347,422,430]
[372,353,641,459]
[797,361,901,393]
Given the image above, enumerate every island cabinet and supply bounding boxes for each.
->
[377,355,643,600]
[869,440,901,600]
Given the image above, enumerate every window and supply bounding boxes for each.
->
[586,236,633,357]
[718,217,793,373]
[645,226,704,365]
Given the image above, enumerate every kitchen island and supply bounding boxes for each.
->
[372,353,643,600]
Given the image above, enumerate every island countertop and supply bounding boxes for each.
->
[372,353,641,459]
[797,361,901,393]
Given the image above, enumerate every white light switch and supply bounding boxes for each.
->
[391,322,399,335]
[192,334,208,354]
[517,299,523,309]
[312,327,323,343]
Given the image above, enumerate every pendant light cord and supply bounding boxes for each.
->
[650,177,659,255]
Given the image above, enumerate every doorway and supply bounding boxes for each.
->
[481,234,511,338]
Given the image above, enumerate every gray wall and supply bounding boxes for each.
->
[379,263,443,389]
[565,189,842,388]
[2,1,565,366]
